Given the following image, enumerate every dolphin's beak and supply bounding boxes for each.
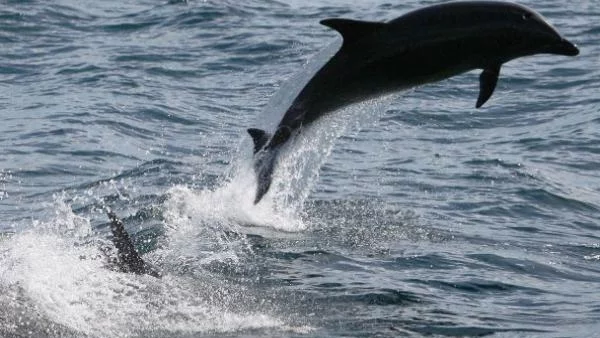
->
[549,38,579,56]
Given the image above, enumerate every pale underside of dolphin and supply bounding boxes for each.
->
[248,1,579,204]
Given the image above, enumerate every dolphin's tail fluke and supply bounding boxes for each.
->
[253,148,278,204]
[247,127,291,204]
[247,128,277,204]
[106,209,161,278]
[247,128,271,154]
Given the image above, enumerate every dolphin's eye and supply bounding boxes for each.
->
[522,12,532,20]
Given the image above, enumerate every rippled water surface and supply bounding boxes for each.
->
[1,0,599,337]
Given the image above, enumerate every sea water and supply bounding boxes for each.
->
[1,0,599,337]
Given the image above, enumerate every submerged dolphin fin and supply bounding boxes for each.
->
[106,210,161,278]
[247,128,271,154]
[320,18,386,45]
[476,64,501,108]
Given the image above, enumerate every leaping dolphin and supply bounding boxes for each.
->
[247,1,579,204]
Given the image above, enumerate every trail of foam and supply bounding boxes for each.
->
[0,198,298,337]
[163,85,400,235]
[224,95,398,226]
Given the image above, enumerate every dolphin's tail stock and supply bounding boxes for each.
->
[105,209,161,278]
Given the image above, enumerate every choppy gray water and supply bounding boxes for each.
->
[1,0,599,337]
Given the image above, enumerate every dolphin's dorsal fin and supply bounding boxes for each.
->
[320,18,386,45]
[247,128,271,154]
[476,64,501,108]
[106,210,161,278]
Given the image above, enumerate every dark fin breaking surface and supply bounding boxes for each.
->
[247,128,271,154]
[320,18,386,46]
[476,64,501,108]
[106,210,161,278]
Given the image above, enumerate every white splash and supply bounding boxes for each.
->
[162,39,399,232]
[0,196,299,338]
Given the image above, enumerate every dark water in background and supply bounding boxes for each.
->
[1,0,599,337]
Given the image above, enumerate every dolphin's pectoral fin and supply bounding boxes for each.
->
[320,18,386,45]
[476,64,501,108]
[247,128,271,154]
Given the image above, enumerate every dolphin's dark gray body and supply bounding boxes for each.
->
[248,1,579,204]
